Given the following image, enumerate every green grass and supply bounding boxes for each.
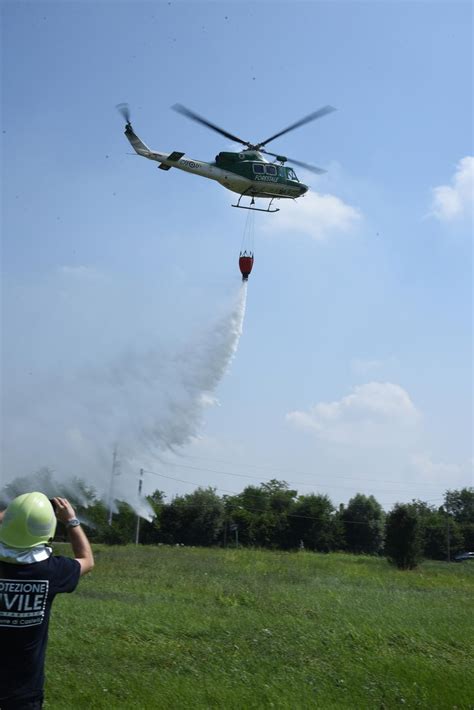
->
[45,546,473,709]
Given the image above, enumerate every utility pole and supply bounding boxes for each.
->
[135,468,144,545]
[108,445,120,526]
[446,518,451,563]
[229,523,238,547]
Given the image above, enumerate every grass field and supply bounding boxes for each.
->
[45,545,473,709]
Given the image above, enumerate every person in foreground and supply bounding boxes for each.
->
[0,492,94,710]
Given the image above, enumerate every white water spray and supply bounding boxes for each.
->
[1,284,248,508]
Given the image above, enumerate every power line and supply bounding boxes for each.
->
[141,468,456,528]
[164,452,447,490]
[143,459,447,497]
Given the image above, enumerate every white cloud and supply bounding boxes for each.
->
[266,191,362,240]
[286,382,419,447]
[410,452,463,484]
[430,156,474,221]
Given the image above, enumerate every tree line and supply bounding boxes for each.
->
[1,470,473,570]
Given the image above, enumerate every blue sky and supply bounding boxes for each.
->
[1,1,472,510]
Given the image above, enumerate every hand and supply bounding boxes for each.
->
[51,497,77,524]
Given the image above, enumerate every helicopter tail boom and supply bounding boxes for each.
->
[124,124,153,157]
[124,124,186,169]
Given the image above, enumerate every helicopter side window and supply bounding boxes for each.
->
[286,168,298,181]
[265,165,277,175]
[253,164,264,174]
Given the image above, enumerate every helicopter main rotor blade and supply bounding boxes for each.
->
[116,102,131,124]
[262,150,327,175]
[172,103,250,147]
[256,105,336,149]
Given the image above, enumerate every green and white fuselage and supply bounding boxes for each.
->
[124,124,308,201]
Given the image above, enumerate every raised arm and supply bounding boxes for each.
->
[52,497,94,576]
[0,510,4,523]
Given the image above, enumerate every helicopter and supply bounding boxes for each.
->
[117,103,336,213]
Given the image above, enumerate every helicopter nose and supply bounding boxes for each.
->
[300,184,308,195]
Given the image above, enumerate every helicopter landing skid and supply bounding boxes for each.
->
[232,194,280,213]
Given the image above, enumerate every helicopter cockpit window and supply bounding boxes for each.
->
[286,168,298,181]
[253,164,264,174]
[265,165,277,175]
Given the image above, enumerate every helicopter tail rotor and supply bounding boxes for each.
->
[116,102,132,126]
[116,103,151,156]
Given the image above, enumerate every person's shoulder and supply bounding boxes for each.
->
[48,554,81,574]
[47,554,81,592]
[50,553,80,566]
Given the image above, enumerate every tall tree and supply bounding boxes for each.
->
[385,504,423,569]
[411,499,464,560]
[160,487,224,546]
[224,480,297,548]
[340,494,385,554]
[443,488,474,521]
[288,494,341,552]
[443,488,474,550]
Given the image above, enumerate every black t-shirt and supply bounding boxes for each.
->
[0,555,81,703]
